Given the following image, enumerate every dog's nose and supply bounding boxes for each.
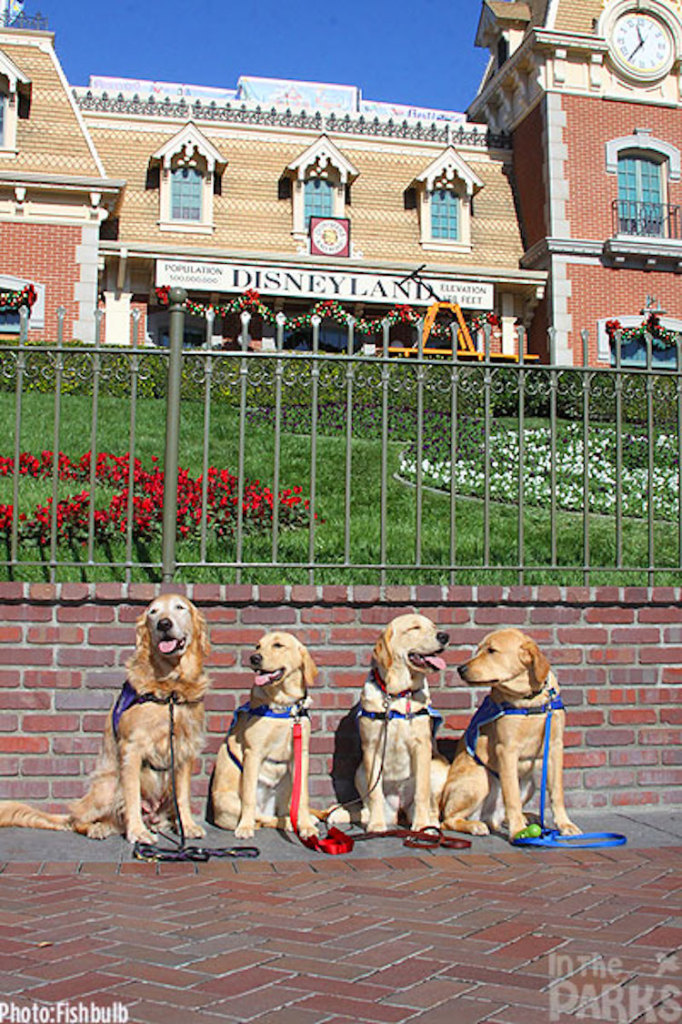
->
[250,653,262,669]
[157,617,172,633]
[436,631,449,647]
[458,663,469,680]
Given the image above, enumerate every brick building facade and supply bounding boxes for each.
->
[471,0,682,365]
[1,2,681,359]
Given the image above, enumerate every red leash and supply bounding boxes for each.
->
[290,721,471,855]
[291,720,355,854]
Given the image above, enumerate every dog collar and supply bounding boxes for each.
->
[370,666,414,700]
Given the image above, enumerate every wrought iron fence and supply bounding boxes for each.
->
[0,298,681,585]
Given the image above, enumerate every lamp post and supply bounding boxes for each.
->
[161,287,186,583]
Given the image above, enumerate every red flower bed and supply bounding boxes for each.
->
[0,451,313,546]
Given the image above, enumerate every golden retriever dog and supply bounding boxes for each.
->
[330,613,449,833]
[0,594,210,845]
[440,628,581,840]
[209,631,318,840]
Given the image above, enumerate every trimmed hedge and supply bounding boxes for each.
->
[0,338,678,427]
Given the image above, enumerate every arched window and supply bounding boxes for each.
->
[171,166,203,222]
[304,178,334,226]
[617,154,664,236]
[606,129,680,240]
[431,188,460,240]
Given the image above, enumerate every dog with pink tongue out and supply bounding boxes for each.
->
[329,613,450,834]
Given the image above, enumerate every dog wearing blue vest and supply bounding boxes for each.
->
[209,631,319,840]
[329,613,450,833]
[0,594,210,844]
[440,628,581,841]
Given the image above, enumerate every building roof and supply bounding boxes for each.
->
[484,2,531,23]
[0,34,103,178]
[86,121,524,269]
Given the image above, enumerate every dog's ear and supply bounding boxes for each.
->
[372,623,393,675]
[193,606,210,658]
[135,611,151,663]
[300,645,318,688]
[520,639,550,688]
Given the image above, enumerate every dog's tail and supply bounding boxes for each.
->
[0,800,71,831]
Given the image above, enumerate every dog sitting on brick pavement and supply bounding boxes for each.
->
[0,593,210,845]
[208,630,319,840]
[327,613,450,833]
[440,628,581,840]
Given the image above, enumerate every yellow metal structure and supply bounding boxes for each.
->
[421,301,481,358]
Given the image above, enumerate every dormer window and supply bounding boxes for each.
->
[497,36,509,68]
[431,188,460,239]
[285,135,358,244]
[150,122,225,234]
[171,164,204,222]
[413,147,483,253]
[304,177,334,226]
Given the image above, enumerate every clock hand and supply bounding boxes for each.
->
[628,37,645,60]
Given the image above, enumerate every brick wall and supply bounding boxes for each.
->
[0,222,82,342]
[0,582,680,819]
[561,94,682,242]
[566,262,682,365]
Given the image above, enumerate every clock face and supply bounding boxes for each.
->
[611,12,674,79]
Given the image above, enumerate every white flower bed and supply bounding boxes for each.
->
[398,423,681,520]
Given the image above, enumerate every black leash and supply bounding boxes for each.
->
[132,694,259,863]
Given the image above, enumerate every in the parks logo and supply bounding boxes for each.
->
[309,217,351,257]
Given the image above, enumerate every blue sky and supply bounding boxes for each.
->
[41,0,489,115]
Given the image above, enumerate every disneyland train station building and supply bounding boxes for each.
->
[1,0,682,366]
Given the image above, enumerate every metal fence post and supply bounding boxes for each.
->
[161,287,186,583]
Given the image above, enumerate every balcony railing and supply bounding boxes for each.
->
[613,199,681,240]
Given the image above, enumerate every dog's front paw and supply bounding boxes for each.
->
[127,826,156,845]
[235,821,255,839]
[84,821,118,840]
[367,817,387,834]
[182,821,206,839]
[411,815,434,832]
[298,821,319,840]
[558,820,582,836]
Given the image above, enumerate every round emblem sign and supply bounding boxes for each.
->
[311,218,349,256]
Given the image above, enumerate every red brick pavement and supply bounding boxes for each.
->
[0,847,680,1023]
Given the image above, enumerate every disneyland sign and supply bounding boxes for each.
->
[155,259,494,310]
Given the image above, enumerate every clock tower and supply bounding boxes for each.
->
[469,0,682,365]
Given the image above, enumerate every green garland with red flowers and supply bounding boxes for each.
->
[0,284,37,312]
[155,287,499,341]
[606,313,681,351]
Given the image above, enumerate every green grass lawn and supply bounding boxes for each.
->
[0,388,680,585]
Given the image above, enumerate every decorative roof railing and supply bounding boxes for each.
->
[73,90,512,148]
[2,10,48,30]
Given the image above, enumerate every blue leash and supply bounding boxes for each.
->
[511,707,627,849]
